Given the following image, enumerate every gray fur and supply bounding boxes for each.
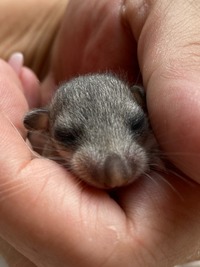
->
[24,73,161,189]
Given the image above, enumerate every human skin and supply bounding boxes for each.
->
[0,0,200,267]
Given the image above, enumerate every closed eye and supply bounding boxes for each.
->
[53,127,82,147]
[130,114,147,133]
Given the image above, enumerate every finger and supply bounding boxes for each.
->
[20,66,40,108]
[0,59,28,136]
[8,52,41,108]
[40,0,140,105]
[8,52,24,75]
[124,0,200,183]
[52,0,138,81]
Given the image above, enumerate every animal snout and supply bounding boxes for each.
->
[71,150,139,189]
[102,153,131,188]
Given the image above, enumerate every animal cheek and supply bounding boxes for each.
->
[126,146,149,176]
[139,131,158,151]
[53,143,76,166]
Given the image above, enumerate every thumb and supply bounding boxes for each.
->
[124,0,200,183]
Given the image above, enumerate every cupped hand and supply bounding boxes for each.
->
[1,0,200,267]
[45,0,200,185]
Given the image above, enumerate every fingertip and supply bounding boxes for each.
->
[20,67,41,108]
[8,52,24,76]
[8,52,41,108]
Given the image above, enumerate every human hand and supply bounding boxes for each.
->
[46,0,200,186]
[38,0,200,265]
[1,1,200,267]
[44,0,200,186]
[1,55,199,267]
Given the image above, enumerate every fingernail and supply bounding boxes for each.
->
[8,52,24,75]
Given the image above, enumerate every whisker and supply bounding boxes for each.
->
[152,171,184,201]
[165,168,195,187]
[150,161,194,187]
[144,172,160,186]
[2,112,40,159]
[0,181,31,202]
[149,163,163,170]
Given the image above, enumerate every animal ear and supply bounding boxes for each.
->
[130,85,146,111]
[23,108,49,131]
